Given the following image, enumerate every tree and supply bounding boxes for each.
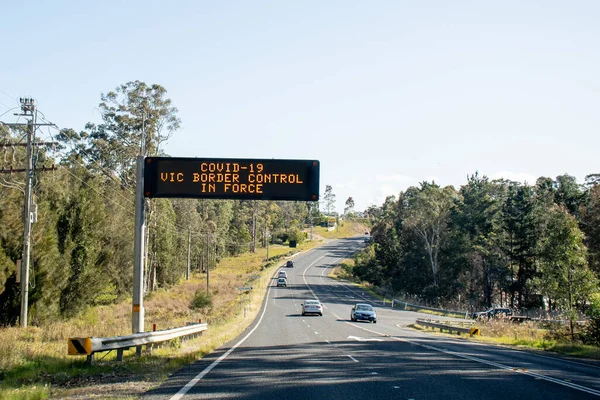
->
[58,80,181,187]
[580,185,600,276]
[323,185,336,216]
[451,173,507,307]
[502,183,541,309]
[344,197,355,217]
[538,206,597,310]
[553,174,584,217]
[403,182,457,286]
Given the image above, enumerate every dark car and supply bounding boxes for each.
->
[472,308,512,319]
[286,260,294,268]
[350,303,377,323]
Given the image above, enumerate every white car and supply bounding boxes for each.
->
[301,299,323,316]
[278,270,288,279]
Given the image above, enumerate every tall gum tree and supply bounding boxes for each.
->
[403,182,457,286]
[59,80,181,187]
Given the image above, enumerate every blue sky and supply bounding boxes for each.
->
[2,1,599,213]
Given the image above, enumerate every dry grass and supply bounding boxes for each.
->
[316,221,367,239]
[329,258,355,281]
[414,318,600,360]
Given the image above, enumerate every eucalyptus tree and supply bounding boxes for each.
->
[61,81,181,187]
[402,182,457,286]
[344,197,355,217]
[323,185,336,216]
[538,206,598,337]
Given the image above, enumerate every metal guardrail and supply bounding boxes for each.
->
[68,322,208,364]
[415,318,480,336]
[392,299,470,319]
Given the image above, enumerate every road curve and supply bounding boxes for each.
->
[143,237,600,400]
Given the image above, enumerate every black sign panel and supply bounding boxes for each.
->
[144,157,320,201]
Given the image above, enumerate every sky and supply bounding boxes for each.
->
[1,1,599,214]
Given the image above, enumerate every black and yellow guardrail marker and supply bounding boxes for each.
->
[470,327,480,336]
[68,337,92,355]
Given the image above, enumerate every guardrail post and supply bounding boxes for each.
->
[87,354,94,365]
[117,349,124,361]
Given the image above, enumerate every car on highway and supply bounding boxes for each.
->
[351,303,377,323]
[278,270,288,279]
[472,308,512,319]
[276,277,287,287]
[286,260,294,268]
[301,299,323,316]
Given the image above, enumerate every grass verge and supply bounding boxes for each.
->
[413,318,600,360]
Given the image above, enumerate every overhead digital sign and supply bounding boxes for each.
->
[144,157,320,201]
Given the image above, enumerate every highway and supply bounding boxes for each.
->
[144,237,600,399]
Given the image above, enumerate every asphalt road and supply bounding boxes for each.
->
[144,237,600,400]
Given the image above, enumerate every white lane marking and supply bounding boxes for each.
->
[371,372,378,375]
[348,335,383,342]
[393,386,400,389]
[346,355,359,363]
[315,332,319,335]
[303,251,356,301]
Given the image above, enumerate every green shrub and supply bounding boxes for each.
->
[190,290,213,311]
[583,293,600,346]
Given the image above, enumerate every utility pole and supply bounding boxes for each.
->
[266,228,269,261]
[1,98,56,327]
[20,115,34,328]
[186,227,191,280]
[132,115,146,336]
[206,235,210,294]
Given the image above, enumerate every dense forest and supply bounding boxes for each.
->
[0,81,323,326]
[356,173,600,316]
[2,80,599,327]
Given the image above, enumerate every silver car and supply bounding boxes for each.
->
[301,299,323,316]
[277,277,287,287]
[351,303,377,323]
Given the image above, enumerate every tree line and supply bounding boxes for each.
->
[0,81,323,326]
[357,173,600,315]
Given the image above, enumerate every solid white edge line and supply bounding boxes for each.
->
[169,252,328,399]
